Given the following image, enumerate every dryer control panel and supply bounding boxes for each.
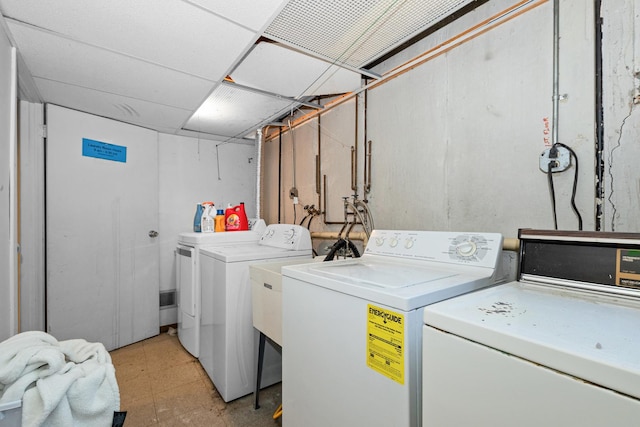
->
[258,224,312,251]
[518,229,640,296]
[365,230,503,269]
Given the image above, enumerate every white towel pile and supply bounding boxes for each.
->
[0,331,120,427]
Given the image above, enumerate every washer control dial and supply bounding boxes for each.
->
[456,241,477,257]
[449,234,489,262]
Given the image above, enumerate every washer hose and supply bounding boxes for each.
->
[323,238,361,261]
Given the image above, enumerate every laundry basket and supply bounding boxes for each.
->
[0,400,22,427]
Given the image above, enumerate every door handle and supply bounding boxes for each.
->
[148,230,159,238]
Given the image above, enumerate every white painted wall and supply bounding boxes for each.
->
[602,0,640,232]
[13,113,258,332]
[0,23,17,342]
[158,134,257,325]
[19,101,45,332]
[14,115,259,331]
[366,0,595,237]
[263,0,598,244]
[262,98,362,255]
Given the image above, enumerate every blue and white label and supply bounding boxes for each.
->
[82,138,127,163]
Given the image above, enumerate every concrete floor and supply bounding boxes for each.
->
[110,333,282,426]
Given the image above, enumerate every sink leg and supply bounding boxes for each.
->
[254,331,266,409]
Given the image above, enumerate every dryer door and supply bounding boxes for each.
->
[176,245,196,318]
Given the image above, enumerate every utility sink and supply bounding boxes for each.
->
[250,258,317,346]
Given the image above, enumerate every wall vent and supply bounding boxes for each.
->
[159,290,176,309]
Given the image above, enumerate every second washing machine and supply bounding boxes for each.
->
[199,224,313,402]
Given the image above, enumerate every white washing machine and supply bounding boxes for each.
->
[175,219,266,357]
[281,230,503,427]
[422,229,640,426]
[199,224,313,402]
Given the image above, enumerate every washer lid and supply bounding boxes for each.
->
[283,257,497,311]
[202,243,312,262]
[423,281,640,400]
[308,261,455,289]
[178,230,260,246]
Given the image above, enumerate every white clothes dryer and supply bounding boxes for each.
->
[422,229,640,426]
[281,230,503,427]
[175,219,265,357]
[199,224,313,402]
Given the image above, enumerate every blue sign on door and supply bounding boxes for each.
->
[82,138,127,163]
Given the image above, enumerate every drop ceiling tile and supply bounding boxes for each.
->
[184,84,297,137]
[188,0,290,32]
[231,42,361,97]
[8,21,214,110]
[0,0,256,79]
[265,0,474,68]
[35,78,193,134]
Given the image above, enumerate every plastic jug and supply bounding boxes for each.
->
[225,202,249,231]
[201,202,215,233]
[214,209,226,232]
[193,203,203,232]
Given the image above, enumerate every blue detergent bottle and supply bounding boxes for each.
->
[193,203,203,232]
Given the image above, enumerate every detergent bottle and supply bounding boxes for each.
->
[193,203,203,232]
[225,202,249,231]
[214,209,226,232]
[201,202,215,233]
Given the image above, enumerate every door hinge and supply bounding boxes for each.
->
[40,124,47,138]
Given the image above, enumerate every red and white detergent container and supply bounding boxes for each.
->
[225,202,249,231]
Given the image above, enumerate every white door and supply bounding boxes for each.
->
[46,104,159,350]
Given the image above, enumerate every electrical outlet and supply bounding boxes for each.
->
[289,187,298,199]
[539,146,570,173]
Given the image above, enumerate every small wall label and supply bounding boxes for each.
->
[82,138,127,163]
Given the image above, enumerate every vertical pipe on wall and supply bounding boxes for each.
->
[352,98,358,192]
[256,129,262,218]
[289,119,297,195]
[551,0,560,146]
[362,88,370,201]
[9,47,18,335]
[278,129,282,224]
[317,116,322,213]
[43,104,48,331]
[594,0,604,231]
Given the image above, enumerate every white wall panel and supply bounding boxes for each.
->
[278,121,318,225]
[0,21,17,341]
[602,0,640,231]
[18,101,45,332]
[261,0,599,242]
[319,100,357,222]
[158,134,258,326]
[261,132,282,223]
[364,0,595,237]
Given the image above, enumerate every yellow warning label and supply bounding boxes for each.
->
[366,304,404,384]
